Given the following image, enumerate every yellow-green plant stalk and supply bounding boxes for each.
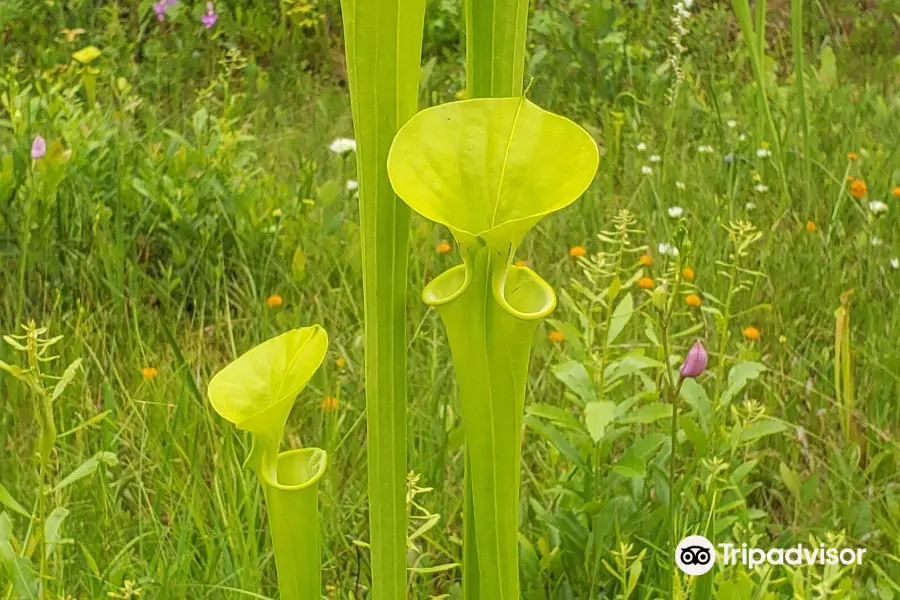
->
[339,3,426,598]
[388,97,598,599]
[465,0,528,98]
[207,327,328,600]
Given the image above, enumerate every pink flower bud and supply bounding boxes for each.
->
[31,135,46,159]
[679,341,707,379]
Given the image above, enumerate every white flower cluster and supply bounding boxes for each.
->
[329,138,357,154]
[658,243,680,257]
[868,200,888,214]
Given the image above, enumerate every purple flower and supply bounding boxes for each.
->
[202,2,217,28]
[679,341,708,379]
[31,135,46,160]
[153,1,167,21]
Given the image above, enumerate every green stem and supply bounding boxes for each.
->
[262,448,327,600]
[425,246,555,599]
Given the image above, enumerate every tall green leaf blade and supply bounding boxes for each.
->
[465,0,529,98]
[0,513,38,599]
[340,1,426,598]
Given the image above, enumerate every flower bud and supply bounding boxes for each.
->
[679,341,707,379]
[31,135,46,160]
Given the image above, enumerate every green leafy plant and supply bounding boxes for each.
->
[387,96,598,599]
[207,326,328,600]
[338,3,427,598]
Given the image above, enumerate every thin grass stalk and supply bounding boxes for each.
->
[339,2,427,598]
[791,0,811,208]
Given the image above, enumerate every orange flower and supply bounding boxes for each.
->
[638,276,654,290]
[639,254,653,267]
[321,396,339,412]
[850,179,867,199]
[514,260,528,267]
[569,245,586,258]
[685,294,702,307]
[335,357,346,369]
[893,186,900,198]
[436,240,452,254]
[846,175,855,182]
[847,151,858,161]
[806,221,816,232]
[266,294,283,308]
[141,367,158,381]
[742,326,761,341]
[548,330,565,342]
[682,267,695,281]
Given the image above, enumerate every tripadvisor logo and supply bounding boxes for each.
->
[675,535,868,576]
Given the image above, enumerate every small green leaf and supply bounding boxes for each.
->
[584,401,615,442]
[408,562,460,574]
[606,292,633,345]
[0,483,29,518]
[0,513,38,599]
[44,506,70,559]
[618,403,673,425]
[720,361,766,406]
[51,359,82,403]
[551,361,596,403]
[739,419,788,444]
[72,46,101,64]
[779,463,802,501]
[612,455,646,479]
[51,451,118,493]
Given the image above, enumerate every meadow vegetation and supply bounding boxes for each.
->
[2,0,900,598]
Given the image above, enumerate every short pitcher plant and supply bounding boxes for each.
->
[207,326,328,600]
[388,97,599,598]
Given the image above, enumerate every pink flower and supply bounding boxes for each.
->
[31,135,46,160]
[679,341,708,379]
[153,1,167,21]
[201,2,218,28]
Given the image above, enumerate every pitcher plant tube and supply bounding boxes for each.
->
[339,2,426,597]
[387,96,599,599]
[207,326,328,600]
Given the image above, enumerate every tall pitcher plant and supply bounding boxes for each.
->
[207,327,328,600]
[388,97,599,598]
[339,1,426,598]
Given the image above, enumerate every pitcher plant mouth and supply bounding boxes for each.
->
[264,447,328,491]
[424,254,555,321]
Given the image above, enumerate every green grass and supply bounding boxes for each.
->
[2,1,900,598]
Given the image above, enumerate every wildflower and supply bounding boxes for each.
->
[548,330,565,342]
[266,294,283,308]
[726,119,737,128]
[514,260,527,267]
[636,142,647,152]
[850,179,867,198]
[679,341,707,378]
[201,2,218,28]
[335,357,346,368]
[779,335,787,344]
[649,154,661,163]
[893,186,900,198]
[754,184,768,193]
[685,293,702,307]
[683,267,695,280]
[329,137,357,154]
[738,134,747,142]
[346,179,359,192]
[868,200,888,214]
[751,172,761,182]
[657,243,679,257]
[847,151,858,161]
[321,396,338,412]
[675,181,686,191]
[153,1,167,21]
[141,367,159,381]
[871,236,883,247]
[697,144,713,154]
[436,241,452,254]
[271,208,283,218]
[31,135,46,159]
[641,165,652,175]
[745,202,757,211]
[806,220,816,232]
[639,254,653,267]
[60,28,86,42]
[638,276,654,290]
[569,245,586,258]
[756,147,771,159]
[724,152,734,164]
[846,175,855,182]
[891,258,900,269]
[667,206,684,218]
[742,326,760,341]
